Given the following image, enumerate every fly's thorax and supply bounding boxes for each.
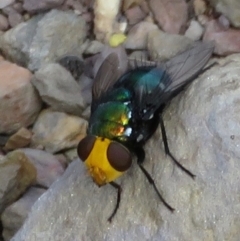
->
[77,136,132,186]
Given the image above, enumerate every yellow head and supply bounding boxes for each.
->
[77,136,132,186]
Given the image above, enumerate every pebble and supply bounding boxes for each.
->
[147,29,193,61]
[0,150,37,214]
[0,0,15,9]
[23,0,65,13]
[0,14,9,31]
[125,21,158,50]
[31,109,88,153]
[4,127,32,151]
[32,63,86,116]
[203,19,240,55]
[124,5,147,26]
[0,59,42,134]
[185,19,204,41]
[149,0,188,34]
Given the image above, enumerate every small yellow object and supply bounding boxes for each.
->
[109,34,127,47]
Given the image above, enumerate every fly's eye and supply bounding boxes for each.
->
[77,136,96,161]
[107,142,132,172]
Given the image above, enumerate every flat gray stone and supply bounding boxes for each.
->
[12,54,240,241]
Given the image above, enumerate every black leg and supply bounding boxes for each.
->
[134,146,174,212]
[159,115,195,179]
[108,182,122,222]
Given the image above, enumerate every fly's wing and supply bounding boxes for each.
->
[131,41,214,120]
[91,53,123,111]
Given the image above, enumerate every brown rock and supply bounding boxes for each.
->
[149,0,188,34]
[0,60,42,134]
[8,9,24,28]
[4,127,32,151]
[203,19,240,55]
[0,150,37,213]
[31,109,88,153]
[0,14,9,31]
[125,5,147,25]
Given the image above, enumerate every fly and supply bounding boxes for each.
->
[77,41,214,222]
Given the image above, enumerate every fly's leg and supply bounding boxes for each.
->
[134,146,174,212]
[159,115,195,179]
[108,182,122,222]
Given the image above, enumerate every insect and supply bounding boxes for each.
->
[77,41,214,222]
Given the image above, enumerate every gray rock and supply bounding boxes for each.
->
[32,63,86,116]
[0,0,14,9]
[11,55,240,240]
[23,0,65,13]
[209,0,240,27]
[2,187,45,241]
[31,109,88,153]
[0,9,86,71]
[147,29,193,61]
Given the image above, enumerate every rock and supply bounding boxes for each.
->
[23,0,65,13]
[1,187,45,241]
[32,63,86,116]
[94,0,121,42]
[203,19,240,55]
[84,40,104,55]
[193,0,207,16]
[0,150,37,214]
[0,14,9,31]
[0,59,42,134]
[0,10,87,71]
[0,0,14,9]
[149,0,188,34]
[124,21,158,50]
[20,148,65,187]
[8,9,24,28]
[11,54,240,241]
[124,5,147,25]
[185,20,204,41]
[147,29,193,61]
[209,0,240,27]
[64,148,78,163]
[4,127,32,151]
[31,109,88,153]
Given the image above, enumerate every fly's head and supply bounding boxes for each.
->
[77,135,132,186]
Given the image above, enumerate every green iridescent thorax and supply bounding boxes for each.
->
[88,88,132,142]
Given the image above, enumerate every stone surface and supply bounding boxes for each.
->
[0,14,9,31]
[203,19,240,55]
[8,9,24,28]
[124,21,158,50]
[0,59,42,134]
[4,127,32,151]
[20,148,65,188]
[0,0,15,9]
[11,54,240,241]
[185,20,203,41]
[0,10,87,71]
[23,0,65,13]
[147,29,193,61]
[124,5,147,25]
[32,63,86,116]
[209,0,240,27]
[0,151,37,214]
[149,0,188,34]
[31,109,88,153]
[2,187,45,241]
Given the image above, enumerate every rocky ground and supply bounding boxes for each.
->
[0,0,240,241]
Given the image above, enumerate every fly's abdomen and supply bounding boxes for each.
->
[88,101,133,142]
